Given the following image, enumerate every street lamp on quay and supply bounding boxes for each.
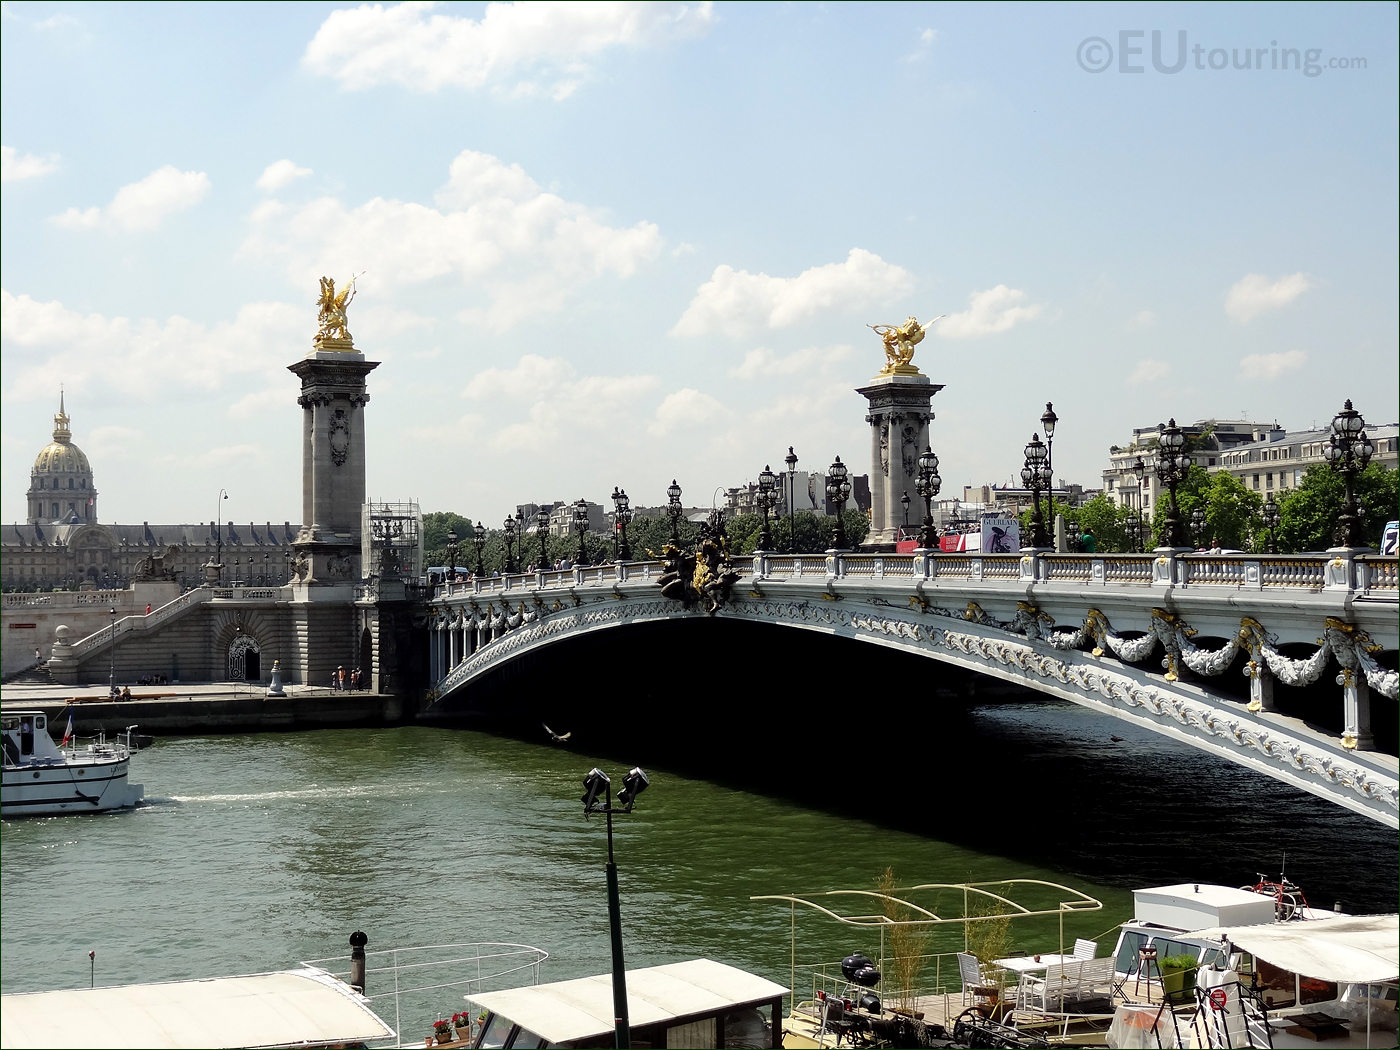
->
[471,521,486,577]
[1020,434,1052,549]
[666,480,683,544]
[916,446,942,549]
[1324,399,1374,548]
[756,466,777,551]
[214,488,228,583]
[784,446,798,554]
[580,765,650,1050]
[573,499,590,565]
[108,605,117,699]
[611,488,633,561]
[502,514,518,574]
[825,456,851,550]
[1154,419,1190,548]
[1040,402,1059,545]
[1261,495,1280,554]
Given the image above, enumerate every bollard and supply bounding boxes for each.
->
[350,930,368,994]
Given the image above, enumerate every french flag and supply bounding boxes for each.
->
[60,710,74,748]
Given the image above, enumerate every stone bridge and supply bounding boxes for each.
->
[425,548,1399,828]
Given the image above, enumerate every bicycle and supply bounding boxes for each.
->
[1239,872,1310,921]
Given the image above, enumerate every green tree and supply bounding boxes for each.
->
[1277,463,1399,552]
[422,511,474,569]
[1196,470,1263,551]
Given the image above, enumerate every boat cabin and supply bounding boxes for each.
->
[463,958,788,1049]
[1112,883,1277,979]
[1,711,51,765]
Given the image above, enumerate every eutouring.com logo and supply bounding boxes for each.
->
[1077,31,1366,78]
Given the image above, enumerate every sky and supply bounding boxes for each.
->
[2,1,1397,528]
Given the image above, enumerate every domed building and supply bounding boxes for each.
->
[27,393,97,525]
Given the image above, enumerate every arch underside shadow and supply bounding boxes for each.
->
[433,596,1398,829]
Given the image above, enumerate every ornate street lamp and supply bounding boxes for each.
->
[502,514,518,574]
[1154,419,1189,548]
[610,487,633,561]
[756,466,777,550]
[825,456,851,550]
[1261,494,1280,554]
[1020,433,1052,548]
[108,605,117,699]
[1324,399,1374,548]
[900,491,911,532]
[1190,506,1207,549]
[263,551,270,587]
[916,446,941,549]
[1125,508,1142,553]
[784,446,798,553]
[472,520,486,576]
[536,507,551,570]
[446,528,459,580]
[214,488,228,583]
[1040,402,1059,544]
[666,479,683,543]
[581,765,650,1049]
[573,499,590,565]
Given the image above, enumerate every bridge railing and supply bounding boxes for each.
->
[434,561,668,600]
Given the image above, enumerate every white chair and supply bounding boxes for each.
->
[1073,938,1098,960]
[957,952,998,1009]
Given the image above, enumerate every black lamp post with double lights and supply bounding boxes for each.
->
[784,446,798,553]
[756,466,777,550]
[1020,434,1052,549]
[471,521,486,577]
[580,765,650,1050]
[536,507,552,570]
[1154,419,1190,548]
[666,480,683,544]
[446,528,460,581]
[1261,495,1280,554]
[825,457,852,550]
[916,446,941,550]
[1040,402,1059,544]
[502,514,518,574]
[611,488,633,561]
[1324,399,1374,548]
[573,499,590,565]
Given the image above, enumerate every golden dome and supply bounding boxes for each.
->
[32,393,92,475]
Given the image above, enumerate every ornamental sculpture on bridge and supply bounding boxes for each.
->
[315,274,360,348]
[656,510,740,614]
[869,314,944,375]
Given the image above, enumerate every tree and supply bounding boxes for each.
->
[422,511,474,569]
[1277,463,1399,552]
[1196,470,1263,551]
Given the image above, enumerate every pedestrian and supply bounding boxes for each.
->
[338,665,347,691]
[145,603,152,615]
[1080,527,1096,553]
[34,647,41,664]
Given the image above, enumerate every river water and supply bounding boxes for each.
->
[2,697,1394,1032]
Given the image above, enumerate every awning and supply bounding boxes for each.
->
[0,967,396,1049]
[1191,913,1399,985]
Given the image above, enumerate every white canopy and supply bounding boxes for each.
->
[468,958,788,1045]
[1192,913,1400,985]
[0,967,396,1049]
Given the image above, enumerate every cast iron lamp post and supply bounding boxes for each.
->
[784,446,798,553]
[1020,434,1052,549]
[537,507,551,570]
[1190,506,1208,549]
[666,480,683,543]
[916,446,941,549]
[502,514,518,574]
[573,499,590,565]
[1125,508,1142,553]
[900,491,910,532]
[611,488,633,561]
[1261,495,1280,554]
[1040,402,1059,545]
[471,521,486,576]
[214,488,228,583]
[580,765,650,1049]
[108,605,117,698]
[825,456,851,550]
[1154,419,1189,548]
[446,528,459,580]
[757,466,777,550]
[1324,399,1374,548]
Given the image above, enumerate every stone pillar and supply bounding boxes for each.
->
[855,373,943,547]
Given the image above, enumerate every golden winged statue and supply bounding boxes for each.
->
[869,314,945,374]
[315,275,359,346]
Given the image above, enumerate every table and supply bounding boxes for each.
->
[994,953,1074,975]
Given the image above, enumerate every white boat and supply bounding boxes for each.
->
[1,709,143,817]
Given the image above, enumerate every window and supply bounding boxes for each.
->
[1252,475,1260,490]
[1266,473,1273,489]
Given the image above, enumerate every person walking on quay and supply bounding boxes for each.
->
[337,665,347,691]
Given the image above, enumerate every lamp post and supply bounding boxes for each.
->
[1261,495,1280,554]
[666,480,683,543]
[784,446,798,553]
[446,528,459,581]
[1325,399,1374,548]
[611,488,633,561]
[1125,508,1142,553]
[916,446,941,549]
[1190,506,1207,549]
[581,765,650,1050]
[503,514,518,574]
[900,491,910,533]
[214,488,228,583]
[108,605,117,698]
[1154,419,1189,548]
[1020,434,1052,548]
[573,499,590,565]
[756,466,777,550]
[262,551,269,587]
[825,456,851,550]
[1040,402,1059,546]
[472,521,486,576]
[536,507,551,570]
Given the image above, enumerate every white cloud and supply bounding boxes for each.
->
[303,0,714,95]
[1,145,60,183]
[1125,359,1169,386]
[904,26,938,62]
[1225,272,1311,322]
[729,344,852,380]
[50,165,210,232]
[257,159,313,192]
[672,249,911,338]
[1126,309,1156,330]
[240,149,660,332]
[648,388,730,436]
[936,284,1043,338]
[1238,350,1308,381]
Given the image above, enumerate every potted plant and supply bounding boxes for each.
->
[432,1018,454,1044]
[453,1012,472,1037]
[1159,953,1200,1005]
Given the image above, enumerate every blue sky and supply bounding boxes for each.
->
[3,1,1396,527]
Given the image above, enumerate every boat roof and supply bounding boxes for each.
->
[467,959,788,1045]
[751,878,1103,927]
[0,966,396,1049]
[1191,913,1400,985]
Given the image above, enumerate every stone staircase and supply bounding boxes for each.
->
[1,661,53,686]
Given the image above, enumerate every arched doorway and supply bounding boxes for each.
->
[228,635,262,682]
[359,627,373,690]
